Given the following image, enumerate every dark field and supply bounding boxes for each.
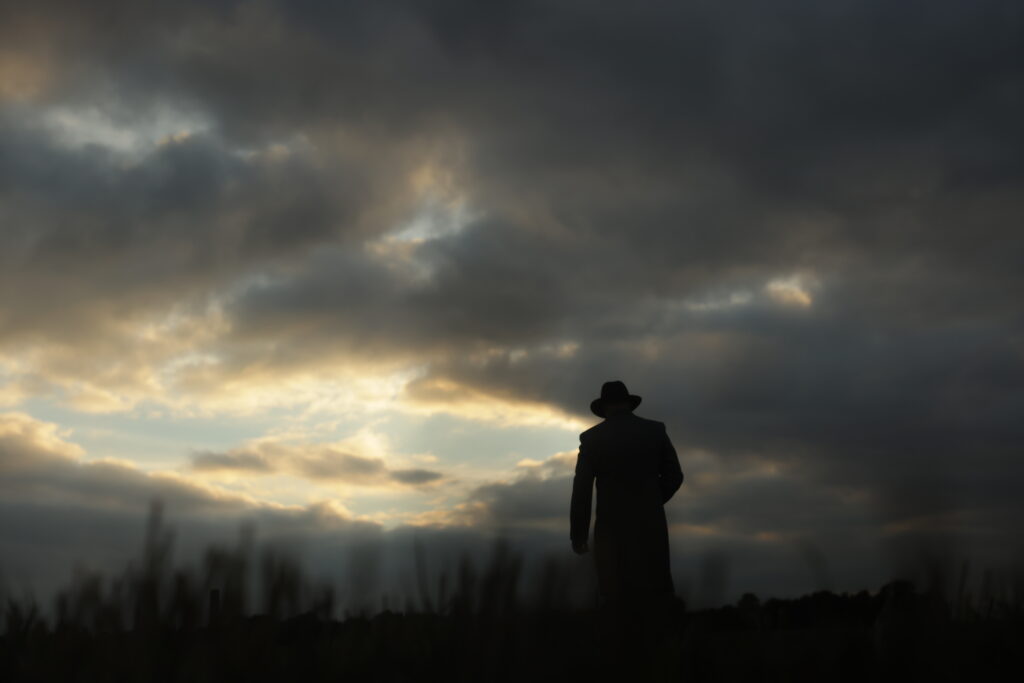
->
[2,510,1022,682]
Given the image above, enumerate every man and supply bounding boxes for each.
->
[570,380,684,604]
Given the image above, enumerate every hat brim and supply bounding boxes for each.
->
[590,394,641,418]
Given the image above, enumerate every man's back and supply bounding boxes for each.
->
[571,412,683,599]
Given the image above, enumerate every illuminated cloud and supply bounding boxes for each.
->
[403,376,588,430]
[765,275,817,308]
[39,102,211,158]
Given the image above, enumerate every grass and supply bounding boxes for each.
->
[1,504,1022,682]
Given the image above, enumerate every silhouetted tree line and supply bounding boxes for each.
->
[1,504,1022,682]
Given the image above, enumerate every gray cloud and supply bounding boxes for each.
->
[190,441,445,488]
[191,450,272,472]
[390,468,445,485]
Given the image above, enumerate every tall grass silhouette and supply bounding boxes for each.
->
[1,501,1022,682]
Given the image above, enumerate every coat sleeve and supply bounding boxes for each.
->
[658,424,684,504]
[570,437,595,543]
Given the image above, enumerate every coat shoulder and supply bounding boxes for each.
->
[633,415,666,431]
[580,422,603,441]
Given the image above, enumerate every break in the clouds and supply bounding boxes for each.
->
[1,0,1023,600]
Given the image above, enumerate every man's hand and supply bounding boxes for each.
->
[572,540,589,555]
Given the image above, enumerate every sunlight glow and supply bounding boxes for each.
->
[403,377,588,431]
[0,51,52,101]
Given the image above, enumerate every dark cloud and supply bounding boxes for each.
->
[295,450,388,482]
[5,0,1022,358]
[0,119,394,345]
[390,468,444,485]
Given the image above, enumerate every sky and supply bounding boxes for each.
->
[1,0,1023,607]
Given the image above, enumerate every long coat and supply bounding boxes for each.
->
[570,413,683,601]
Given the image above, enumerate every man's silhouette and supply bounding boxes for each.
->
[570,380,683,604]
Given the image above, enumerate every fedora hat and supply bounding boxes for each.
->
[590,380,642,417]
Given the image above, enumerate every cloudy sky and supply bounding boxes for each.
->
[1,0,1023,605]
